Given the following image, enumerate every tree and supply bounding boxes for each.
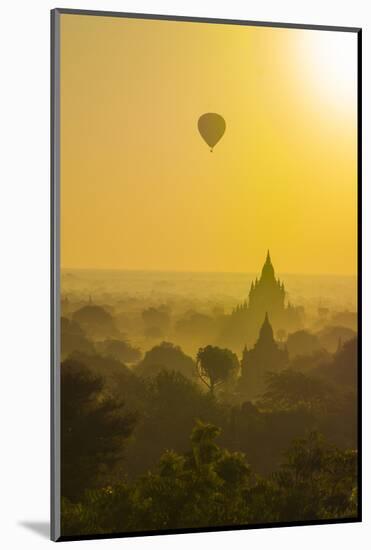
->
[61,422,357,537]
[72,305,117,339]
[286,330,321,358]
[315,337,357,389]
[175,311,216,345]
[132,420,251,530]
[289,348,331,373]
[196,345,239,395]
[135,341,196,380]
[273,432,357,521]
[61,317,95,360]
[67,351,144,411]
[257,369,333,413]
[142,306,170,338]
[96,338,142,363]
[123,370,222,479]
[61,358,137,501]
[317,325,356,353]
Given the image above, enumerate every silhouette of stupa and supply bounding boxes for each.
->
[248,251,286,319]
[240,312,288,399]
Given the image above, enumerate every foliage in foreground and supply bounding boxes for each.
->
[62,420,357,537]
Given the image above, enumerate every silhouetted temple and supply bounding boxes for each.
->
[218,251,303,350]
[248,250,285,317]
[240,312,288,399]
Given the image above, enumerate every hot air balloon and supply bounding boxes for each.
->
[198,113,226,152]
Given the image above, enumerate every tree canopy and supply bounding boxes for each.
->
[61,358,137,501]
[62,422,357,536]
[196,345,239,394]
[135,341,196,380]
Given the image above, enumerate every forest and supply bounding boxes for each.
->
[60,269,358,536]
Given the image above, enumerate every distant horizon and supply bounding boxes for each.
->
[61,266,357,277]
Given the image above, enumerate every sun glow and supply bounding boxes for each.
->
[297,30,357,111]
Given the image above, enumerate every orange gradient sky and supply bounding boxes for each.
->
[60,15,357,274]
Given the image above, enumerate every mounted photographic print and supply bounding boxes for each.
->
[51,8,361,542]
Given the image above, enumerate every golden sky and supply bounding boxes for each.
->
[60,14,358,274]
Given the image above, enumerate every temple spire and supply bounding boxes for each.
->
[261,249,275,280]
[258,312,274,344]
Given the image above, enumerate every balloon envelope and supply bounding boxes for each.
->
[198,113,226,151]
